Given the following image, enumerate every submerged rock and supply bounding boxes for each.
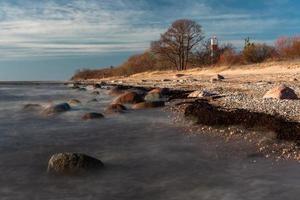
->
[82,112,104,120]
[91,91,100,95]
[113,92,144,104]
[105,103,127,114]
[88,98,98,103]
[68,99,81,106]
[263,84,298,100]
[23,103,42,111]
[43,103,71,115]
[47,153,104,175]
[132,101,165,109]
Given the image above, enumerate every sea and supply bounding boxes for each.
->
[0,82,299,200]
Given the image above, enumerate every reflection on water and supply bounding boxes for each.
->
[0,83,299,200]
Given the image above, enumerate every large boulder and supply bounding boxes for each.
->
[105,103,127,114]
[82,112,104,120]
[47,153,104,175]
[43,103,71,115]
[263,84,298,100]
[132,101,165,109]
[113,92,144,104]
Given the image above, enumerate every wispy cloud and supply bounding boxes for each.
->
[0,0,299,60]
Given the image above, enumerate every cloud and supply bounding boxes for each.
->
[0,0,298,60]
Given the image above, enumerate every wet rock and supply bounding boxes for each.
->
[91,91,100,95]
[188,90,217,98]
[263,84,298,100]
[105,103,127,114]
[23,103,42,111]
[47,153,104,175]
[108,86,125,96]
[68,99,81,106]
[88,98,98,103]
[78,88,87,91]
[132,101,165,109]
[82,112,104,120]
[113,92,144,104]
[43,103,71,115]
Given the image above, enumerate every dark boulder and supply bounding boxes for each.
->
[43,103,71,115]
[82,112,104,120]
[47,153,104,175]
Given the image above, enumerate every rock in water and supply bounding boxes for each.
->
[113,92,144,104]
[108,86,125,96]
[68,99,81,106]
[91,91,100,95]
[144,88,170,102]
[132,101,165,109]
[82,112,104,120]
[23,103,42,111]
[43,103,71,115]
[263,84,298,100]
[47,153,104,175]
[105,103,127,114]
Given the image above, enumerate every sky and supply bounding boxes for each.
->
[0,0,299,81]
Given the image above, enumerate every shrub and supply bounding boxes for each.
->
[218,49,242,66]
[276,36,300,59]
[242,43,276,64]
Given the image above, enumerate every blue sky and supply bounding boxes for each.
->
[0,0,299,81]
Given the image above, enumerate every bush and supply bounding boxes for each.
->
[276,36,300,59]
[243,43,276,64]
[218,49,242,66]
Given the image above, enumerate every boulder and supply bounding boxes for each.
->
[188,90,217,98]
[23,103,42,111]
[82,112,104,120]
[132,101,165,109]
[43,103,71,115]
[47,153,104,175]
[113,92,144,104]
[91,91,100,95]
[144,91,161,102]
[105,103,127,114]
[108,86,125,96]
[263,84,298,100]
[68,99,81,106]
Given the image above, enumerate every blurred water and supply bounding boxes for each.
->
[0,83,299,200]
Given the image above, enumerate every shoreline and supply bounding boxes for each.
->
[71,61,300,161]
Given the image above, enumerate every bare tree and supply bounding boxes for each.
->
[151,19,204,70]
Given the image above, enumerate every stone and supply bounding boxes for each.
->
[23,103,42,111]
[210,74,225,82]
[91,91,100,95]
[113,92,144,104]
[68,99,81,106]
[132,101,165,109]
[108,86,125,96]
[47,153,104,175]
[263,84,298,100]
[188,90,217,98]
[82,112,104,120]
[174,74,185,78]
[105,103,127,114]
[43,103,71,115]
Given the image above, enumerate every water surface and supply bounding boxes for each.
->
[0,83,299,200]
